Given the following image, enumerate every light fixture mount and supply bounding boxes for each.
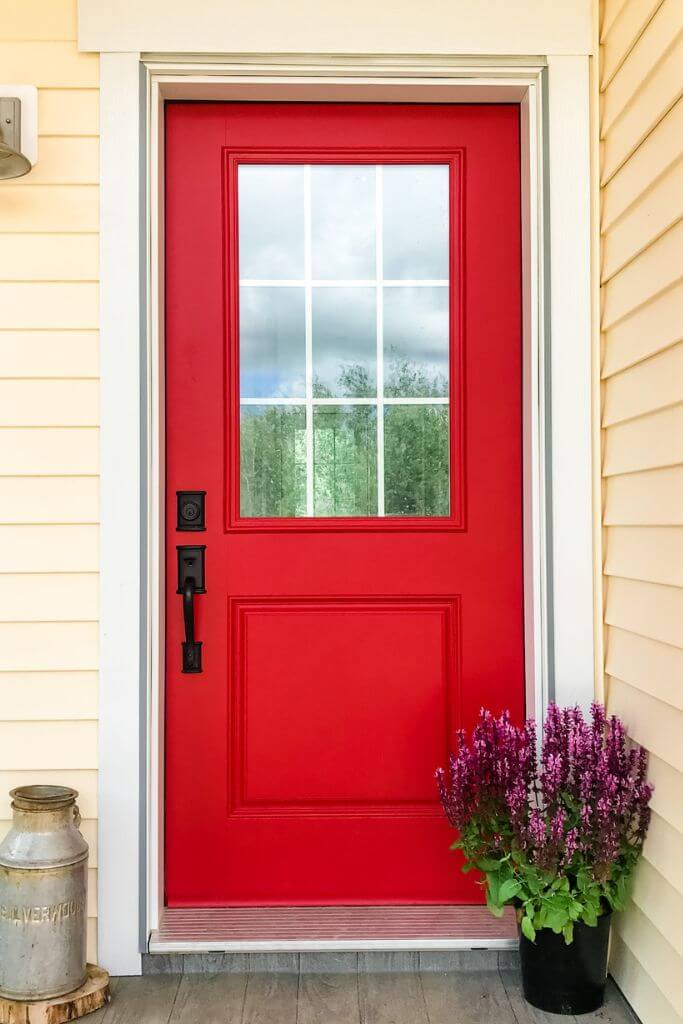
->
[0,97,32,180]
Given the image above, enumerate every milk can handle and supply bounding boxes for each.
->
[73,803,82,828]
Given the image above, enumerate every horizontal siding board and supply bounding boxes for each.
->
[602,404,683,475]
[0,428,98,475]
[38,89,99,137]
[607,676,683,772]
[0,188,99,234]
[601,0,663,88]
[0,672,97,720]
[602,98,683,230]
[604,466,683,524]
[0,772,96,819]
[0,622,97,671]
[610,931,680,1024]
[601,220,683,329]
[0,42,98,88]
[602,278,683,375]
[0,477,98,524]
[602,343,683,422]
[604,526,683,586]
[0,380,98,426]
[0,283,98,330]
[605,625,683,709]
[0,380,98,427]
[0,574,98,622]
[1,0,78,41]
[0,525,98,573]
[0,721,97,771]
[604,577,683,648]
[612,903,683,1018]
[601,0,682,135]
[601,158,683,282]
[643,812,683,896]
[15,137,99,186]
[0,234,99,281]
[632,859,683,956]
[647,755,683,834]
[601,0,630,40]
[0,331,98,377]
[601,32,683,183]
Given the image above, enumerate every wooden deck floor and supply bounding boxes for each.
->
[89,965,636,1024]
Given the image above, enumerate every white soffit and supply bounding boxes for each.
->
[77,0,593,56]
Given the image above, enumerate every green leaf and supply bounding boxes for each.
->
[476,858,504,873]
[486,891,505,918]
[521,915,536,942]
[545,907,569,933]
[562,922,574,945]
[498,879,523,904]
[581,905,599,927]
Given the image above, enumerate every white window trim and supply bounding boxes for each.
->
[98,54,595,974]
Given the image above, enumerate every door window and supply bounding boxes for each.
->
[238,163,451,518]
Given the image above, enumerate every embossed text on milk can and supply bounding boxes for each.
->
[0,786,88,1000]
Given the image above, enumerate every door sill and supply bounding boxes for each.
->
[149,905,517,952]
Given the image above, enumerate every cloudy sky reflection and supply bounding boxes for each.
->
[238,163,450,402]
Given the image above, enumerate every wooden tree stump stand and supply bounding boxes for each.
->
[0,965,110,1024]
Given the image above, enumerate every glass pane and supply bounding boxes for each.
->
[312,287,376,398]
[311,166,375,280]
[384,405,449,516]
[240,286,306,398]
[314,406,377,516]
[238,165,304,279]
[240,406,306,517]
[383,287,449,398]
[383,165,449,280]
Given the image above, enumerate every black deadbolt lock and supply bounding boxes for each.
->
[177,490,206,531]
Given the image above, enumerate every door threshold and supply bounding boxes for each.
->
[149,905,517,953]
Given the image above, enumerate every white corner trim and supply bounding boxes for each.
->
[546,55,595,712]
[97,53,594,969]
[98,51,144,977]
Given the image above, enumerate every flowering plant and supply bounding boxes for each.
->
[436,704,652,944]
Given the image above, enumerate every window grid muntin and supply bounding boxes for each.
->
[238,162,451,518]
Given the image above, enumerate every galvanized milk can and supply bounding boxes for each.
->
[0,786,88,1000]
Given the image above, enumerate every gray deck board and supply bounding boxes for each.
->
[95,968,636,1023]
[421,968,518,1024]
[100,975,181,1024]
[169,972,247,1024]
[358,970,429,1024]
[298,971,361,1024]
[241,971,299,1024]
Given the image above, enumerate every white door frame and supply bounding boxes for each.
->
[98,54,595,974]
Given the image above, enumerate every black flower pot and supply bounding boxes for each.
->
[519,913,611,1015]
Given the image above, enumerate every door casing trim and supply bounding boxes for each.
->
[97,54,595,973]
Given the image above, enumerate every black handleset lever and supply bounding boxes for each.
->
[177,545,206,674]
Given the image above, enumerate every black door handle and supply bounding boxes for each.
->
[182,579,202,673]
[177,545,205,674]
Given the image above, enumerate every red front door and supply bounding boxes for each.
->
[165,102,524,906]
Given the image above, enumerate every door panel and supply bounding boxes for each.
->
[165,102,524,906]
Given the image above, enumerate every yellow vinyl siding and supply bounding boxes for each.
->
[600,1,683,1019]
[0,0,99,961]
